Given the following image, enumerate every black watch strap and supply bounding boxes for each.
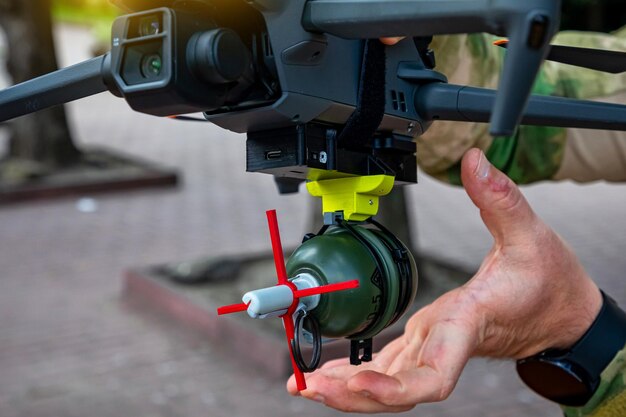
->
[517,291,626,407]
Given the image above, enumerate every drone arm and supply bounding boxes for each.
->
[304,0,496,38]
[304,0,560,136]
[0,54,110,123]
[416,83,626,131]
[303,0,560,40]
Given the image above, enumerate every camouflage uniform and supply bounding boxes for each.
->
[420,28,626,416]
[420,26,626,185]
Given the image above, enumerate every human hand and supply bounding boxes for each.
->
[287,148,603,413]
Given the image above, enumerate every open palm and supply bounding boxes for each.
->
[287,149,602,413]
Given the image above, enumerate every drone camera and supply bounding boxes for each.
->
[137,14,162,37]
[120,39,165,85]
[111,9,173,89]
[107,6,264,117]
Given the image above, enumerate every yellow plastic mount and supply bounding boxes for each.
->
[306,175,395,222]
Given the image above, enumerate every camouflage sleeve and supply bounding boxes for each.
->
[418,26,626,185]
[562,347,626,417]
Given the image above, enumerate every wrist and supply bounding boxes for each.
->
[517,290,626,406]
[552,282,603,351]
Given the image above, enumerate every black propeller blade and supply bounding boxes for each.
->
[495,40,626,74]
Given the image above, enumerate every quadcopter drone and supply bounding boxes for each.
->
[1,0,625,391]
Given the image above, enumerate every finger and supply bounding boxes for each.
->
[371,336,409,370]
[287,337,408,397]
[386,338,422,375]
[319,362,368,380]
[385,310,431,374]
[303,371,413,413]
[322,337,406,375]
[320,357,350,370]
[286,374,301,396]
[318,338,406,381]
[460,149,539,245]
[347,320,475,406]
[380,37,405,45]
[288,361,369,396]
[287,339,405,396]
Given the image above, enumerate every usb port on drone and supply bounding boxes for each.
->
[265,150,282,160]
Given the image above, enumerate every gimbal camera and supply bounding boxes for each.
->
[1,0,625,390]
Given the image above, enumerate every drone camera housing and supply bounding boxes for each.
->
[109,7,255,117]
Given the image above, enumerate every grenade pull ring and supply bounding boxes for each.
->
[217,209,359,391]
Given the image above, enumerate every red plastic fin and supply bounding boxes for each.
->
[267,210,289,285]
[282,314,307,391]
[217,302,250,315]
[293,280,360,298]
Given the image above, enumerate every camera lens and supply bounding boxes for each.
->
[140,54,163,79]
[139,16,161,37]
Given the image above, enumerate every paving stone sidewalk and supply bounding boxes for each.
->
[1,25,625,417]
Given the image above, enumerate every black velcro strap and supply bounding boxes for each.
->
[338,39,387,150]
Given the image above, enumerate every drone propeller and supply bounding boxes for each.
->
[217,209,359,391]
[495,39,626,74]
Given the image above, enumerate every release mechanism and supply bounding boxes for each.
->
[306,175,395,222]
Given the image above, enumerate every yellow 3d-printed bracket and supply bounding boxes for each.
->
[306,175,395,222]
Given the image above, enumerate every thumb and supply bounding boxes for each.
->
[460,148,539,244]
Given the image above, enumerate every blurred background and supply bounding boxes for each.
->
[0,1,625,417]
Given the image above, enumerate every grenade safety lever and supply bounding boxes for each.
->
[217,209,359,391]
